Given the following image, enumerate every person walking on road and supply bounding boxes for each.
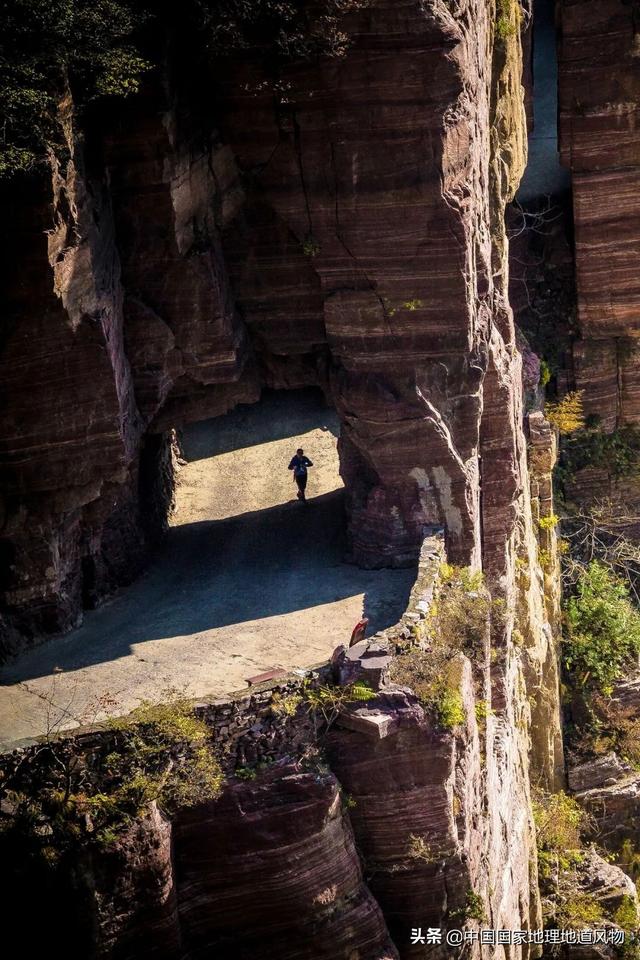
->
[288,448,313,501]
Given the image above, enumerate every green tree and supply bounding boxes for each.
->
[563,561,640,693]
[188,0,369,60]
[0,0,150,178]
[1,0,372,178]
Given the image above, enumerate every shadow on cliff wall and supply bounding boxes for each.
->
[0,490,415,685]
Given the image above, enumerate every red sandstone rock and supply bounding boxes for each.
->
[101,88,253,430]
[1,0,551,664]
[576,775,640,851]
[326,676,537,959]
[92,802,181,960]
[559,0,640,335]
[212,0,522,569]
[0,110,146,653]
[173,764,398,959]
[559,0,640,427]
[0,90,256,653]
[0,6,565,952]
[542,849,638,959]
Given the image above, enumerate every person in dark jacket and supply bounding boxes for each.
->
[288,448,313,501]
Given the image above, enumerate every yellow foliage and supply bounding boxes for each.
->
[407,834,434,862]
[533,790,586,877]
[545,391,585,434]
[270,692,303,717]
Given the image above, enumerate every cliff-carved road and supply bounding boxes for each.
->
[0,391,415,749]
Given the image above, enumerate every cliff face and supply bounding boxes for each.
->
[215,0,504,570]
[2,0,553,653]
[71,767,399,960]
[0,0,568,956]
[1,540,562,960]
[0,91,254,656]
[173,766,398,960]
[546,0,640,537]
[559,0,640,431]
[325,680,540,959]
[0,99,150,649]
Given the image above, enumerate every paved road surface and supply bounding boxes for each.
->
[0,391,415,748]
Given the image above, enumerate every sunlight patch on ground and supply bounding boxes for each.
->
[172,425,342,525]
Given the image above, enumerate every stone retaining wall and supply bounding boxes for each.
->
[192,528,445,772]
[0,530,445,774]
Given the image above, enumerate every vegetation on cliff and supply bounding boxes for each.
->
[560,424,640,482]
[533,789,586,877]
[0,0,150,177]
[186,0,370,60]
[391,646,467,731]
[389,565,489,731]
[537,382,640,760]
[563,562,640,696]
[495,0,523,42]
[545,391,585,435]
[0,0,370,178]
[560,527,640,771]
[0,697,223,858]
[303,680,376,735]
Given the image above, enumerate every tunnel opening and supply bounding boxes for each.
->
[0,387,417,744]
[174,387,342,527]
[168,385,417,653]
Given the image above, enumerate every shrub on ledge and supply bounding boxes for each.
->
[303,680,376,734]
[545,391,585,434]
[0,696,224,859]
[532,790,585,877]
[390,650,467,732]
[563,561,640,695]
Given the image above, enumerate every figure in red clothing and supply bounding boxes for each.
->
[349,617,369,648]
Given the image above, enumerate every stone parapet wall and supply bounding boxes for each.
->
[1,530,446,767]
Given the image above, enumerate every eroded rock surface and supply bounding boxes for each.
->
[559,0,640,348]
[2,0,553,661]
[174,765,398,960]
[0,0,571,956]
[567,753,631,793]
[576,775,640,852]
[92,802,181,960]
[558,0,640,492]
[541,849,638,959]
[326,669,540,959]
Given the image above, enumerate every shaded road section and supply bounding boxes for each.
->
[0,390,415,748]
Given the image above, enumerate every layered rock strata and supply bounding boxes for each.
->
[0,91,254,656]
[559,0,640,353]
[1,104,151,652]
[326,680,532,960]
[0,1,570,956]
[3,0,558,658]
[1,517,561,959]
[558,0,640,443]
[174,765,398,960]
[539,849,639,959]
